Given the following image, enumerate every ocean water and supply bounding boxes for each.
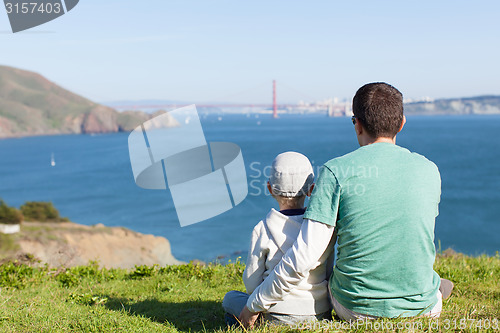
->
[0,114,499,262]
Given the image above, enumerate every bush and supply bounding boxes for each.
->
[20,201,67,222]
[0,260,45,289]
[0,199,23,224]
[128,264,159,279]
[56,261,119,287]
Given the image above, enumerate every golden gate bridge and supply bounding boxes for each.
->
[113,80,350,118]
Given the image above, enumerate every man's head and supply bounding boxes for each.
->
[267,152,314,210]
[352,82,405,141]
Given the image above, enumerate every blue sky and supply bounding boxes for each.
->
[1,0,499,104]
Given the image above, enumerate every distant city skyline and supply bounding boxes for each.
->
[1,1,499,104]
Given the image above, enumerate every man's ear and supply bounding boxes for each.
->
[355,120,363,136]
[398,115,406,133]
[307,184,315,196]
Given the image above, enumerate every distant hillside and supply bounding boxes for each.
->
[405,95,500,115]
[0,66,178,138]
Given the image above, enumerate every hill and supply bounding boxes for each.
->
[405,95,500,115]
[0,65,178,138]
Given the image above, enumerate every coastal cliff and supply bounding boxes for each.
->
[0,65,179,138]
[5,221,183,269]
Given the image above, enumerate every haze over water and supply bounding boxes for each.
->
[0,114,498,262]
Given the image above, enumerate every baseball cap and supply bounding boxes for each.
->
[269,152,314,197]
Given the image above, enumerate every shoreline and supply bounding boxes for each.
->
[2,113,500,140]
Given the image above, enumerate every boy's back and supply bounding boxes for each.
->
[243,207,334,315]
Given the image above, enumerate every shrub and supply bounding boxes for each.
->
[56,262,119,287]
[0,199,23,224]
[0,261,46,289]
[20,201,67,222]
[128,264,159,279]
[56,269,80,287]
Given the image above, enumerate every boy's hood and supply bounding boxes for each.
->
[263,208,303,254]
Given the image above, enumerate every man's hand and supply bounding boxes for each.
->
[238,306,259,329]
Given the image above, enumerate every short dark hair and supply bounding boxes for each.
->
[352,82,404,138]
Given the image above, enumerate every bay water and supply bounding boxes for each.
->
[0,114,498,262]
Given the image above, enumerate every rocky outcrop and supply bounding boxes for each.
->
[81,107,119,134]
[16,222,183,269]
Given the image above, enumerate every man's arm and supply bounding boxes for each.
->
[239,219,335,327]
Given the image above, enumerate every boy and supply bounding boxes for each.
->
[222,152,335,326]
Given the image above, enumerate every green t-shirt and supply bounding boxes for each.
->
[304,142,441,318]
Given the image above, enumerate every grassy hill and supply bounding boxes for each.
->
[0,66,175,138]
[0,252,498,332]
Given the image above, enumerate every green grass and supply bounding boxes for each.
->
[0,253,499,332]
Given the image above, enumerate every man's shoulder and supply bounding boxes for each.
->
[324,144,437,165]
[321,147,370,176]
[409,150,436,164]
[323,149,358,169]
[322,143,384,165]
[404,149,440,175]
[322,144,440,179]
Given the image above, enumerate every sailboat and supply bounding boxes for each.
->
[51,153,56,167]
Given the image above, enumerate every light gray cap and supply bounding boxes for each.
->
[269,151,314,197]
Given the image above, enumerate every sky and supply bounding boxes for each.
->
[1,0,499,104]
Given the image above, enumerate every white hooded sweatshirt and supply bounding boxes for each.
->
[243,208,335,315]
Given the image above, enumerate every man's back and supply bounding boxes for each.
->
[305,142,441,317]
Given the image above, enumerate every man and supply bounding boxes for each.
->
[240,82,446,327]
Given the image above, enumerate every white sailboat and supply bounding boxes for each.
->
[50,153,56,167]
